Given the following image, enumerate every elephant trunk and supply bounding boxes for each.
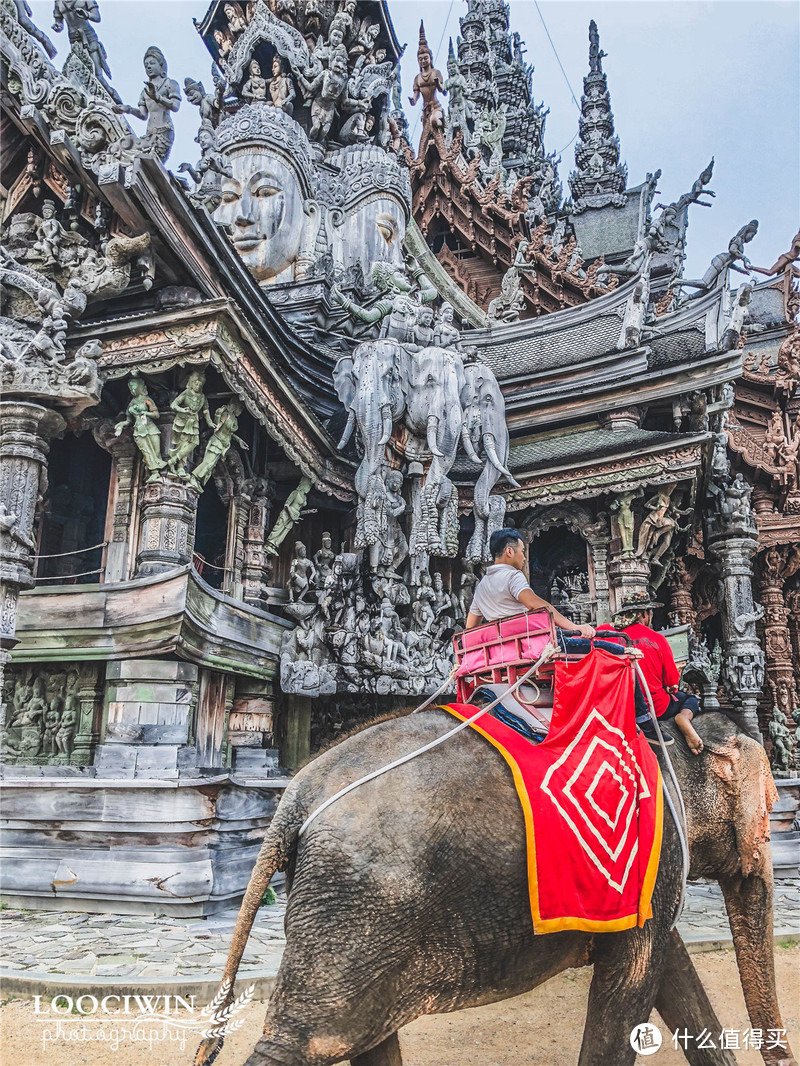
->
[378,402,394,447]
[427,413,444,457]
[337,408,356,450]
[461,416,483,464]
[483,432,520,489]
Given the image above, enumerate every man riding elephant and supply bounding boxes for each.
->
[598,592,704,755]
[465,527,595,639]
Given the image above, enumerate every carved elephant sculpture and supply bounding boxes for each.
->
[460,357,520,561]
[333,339,404,552]
[195,711,795,1066]
[398,343,465,556]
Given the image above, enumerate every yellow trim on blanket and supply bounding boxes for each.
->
[440,704,663,934]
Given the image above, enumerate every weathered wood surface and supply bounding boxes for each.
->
[0,778,286,914]
[13,567,290,679]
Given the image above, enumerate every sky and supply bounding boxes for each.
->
[26,0,799,279]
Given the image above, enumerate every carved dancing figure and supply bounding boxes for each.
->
[408,21,445,137]
[114,376,166,480]
[13,0,57,56]
[265,476,313,556]
[167,369,213,477]
[51,0,120,100]
[114,46,182,162]
[680,220,759,292]
[191,400,248,489]
[636,488,678,562]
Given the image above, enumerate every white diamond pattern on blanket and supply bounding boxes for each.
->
[541,708,651,894]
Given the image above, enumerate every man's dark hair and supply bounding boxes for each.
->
[490,528,523,559]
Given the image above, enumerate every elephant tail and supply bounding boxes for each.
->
[193,802,299,1066]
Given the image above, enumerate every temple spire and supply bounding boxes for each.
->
[569,20,627,213]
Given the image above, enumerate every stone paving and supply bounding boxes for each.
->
[1,881,798,985]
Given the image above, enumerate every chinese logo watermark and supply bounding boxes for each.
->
[630,1022,662,1055]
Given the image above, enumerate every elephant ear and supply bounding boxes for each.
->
[333,355,356,410]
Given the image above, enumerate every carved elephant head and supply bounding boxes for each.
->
[459,358,519,490]
[399,344,465,467]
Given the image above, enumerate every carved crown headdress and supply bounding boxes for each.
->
[417,21,432,59]
[215,105,314,197]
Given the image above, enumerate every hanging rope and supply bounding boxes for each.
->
[34,567,104,581]
[33,541,107,560]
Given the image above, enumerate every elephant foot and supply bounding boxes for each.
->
[351,1032,403,1066]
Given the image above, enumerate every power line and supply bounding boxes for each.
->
[533,0,581,112]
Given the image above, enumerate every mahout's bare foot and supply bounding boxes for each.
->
[675,710,703,755]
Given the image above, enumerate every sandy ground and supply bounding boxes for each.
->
[1,946,797,1066]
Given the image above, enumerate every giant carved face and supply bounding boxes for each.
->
[214,146,307,282]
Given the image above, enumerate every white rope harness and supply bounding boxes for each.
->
[633,659,690,929]
[298,644,557,837]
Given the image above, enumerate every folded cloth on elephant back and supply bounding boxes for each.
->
[442,648,663,934]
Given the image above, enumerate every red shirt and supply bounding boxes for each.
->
[596,622,680,716]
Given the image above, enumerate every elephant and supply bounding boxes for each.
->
[399,344,465,556]
[460,357,520,562]
[194,710,795,1066]
[333,339,405,554]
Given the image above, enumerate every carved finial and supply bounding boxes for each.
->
[588,20,606,74]
[418,20,432,59]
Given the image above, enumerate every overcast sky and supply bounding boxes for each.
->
[26,0,798,279]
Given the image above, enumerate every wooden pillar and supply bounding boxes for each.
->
[283,694,312,771]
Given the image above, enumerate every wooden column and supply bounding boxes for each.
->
[283,694,312,771]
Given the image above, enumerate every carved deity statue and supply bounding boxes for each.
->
[487,266,527,325]
[588,20,607,74]
[268,56,296,115]
[167,369,213,478]
[191,399,248,489]
[768,706,794,773]
[313,532,335,583]
[114,375,166,480]
[287,541,317,602]
[444,40,469,145]
[51,0,119,101]
[214,105,315,284]
[242,59,268,102]
[617,273,650,350]
[265,475,313,556]
[609,489,642,555]
[408,21,445,138]
[114,46,182,162]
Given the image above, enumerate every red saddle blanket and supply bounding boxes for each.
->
[442,648,663,934]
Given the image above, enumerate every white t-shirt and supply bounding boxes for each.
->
[469,564,532,622]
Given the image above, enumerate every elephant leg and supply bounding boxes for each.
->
[351,1032,403,1066]
[654,929,737,1066]
[578,925,669,1066]
[718,869,797,1066]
